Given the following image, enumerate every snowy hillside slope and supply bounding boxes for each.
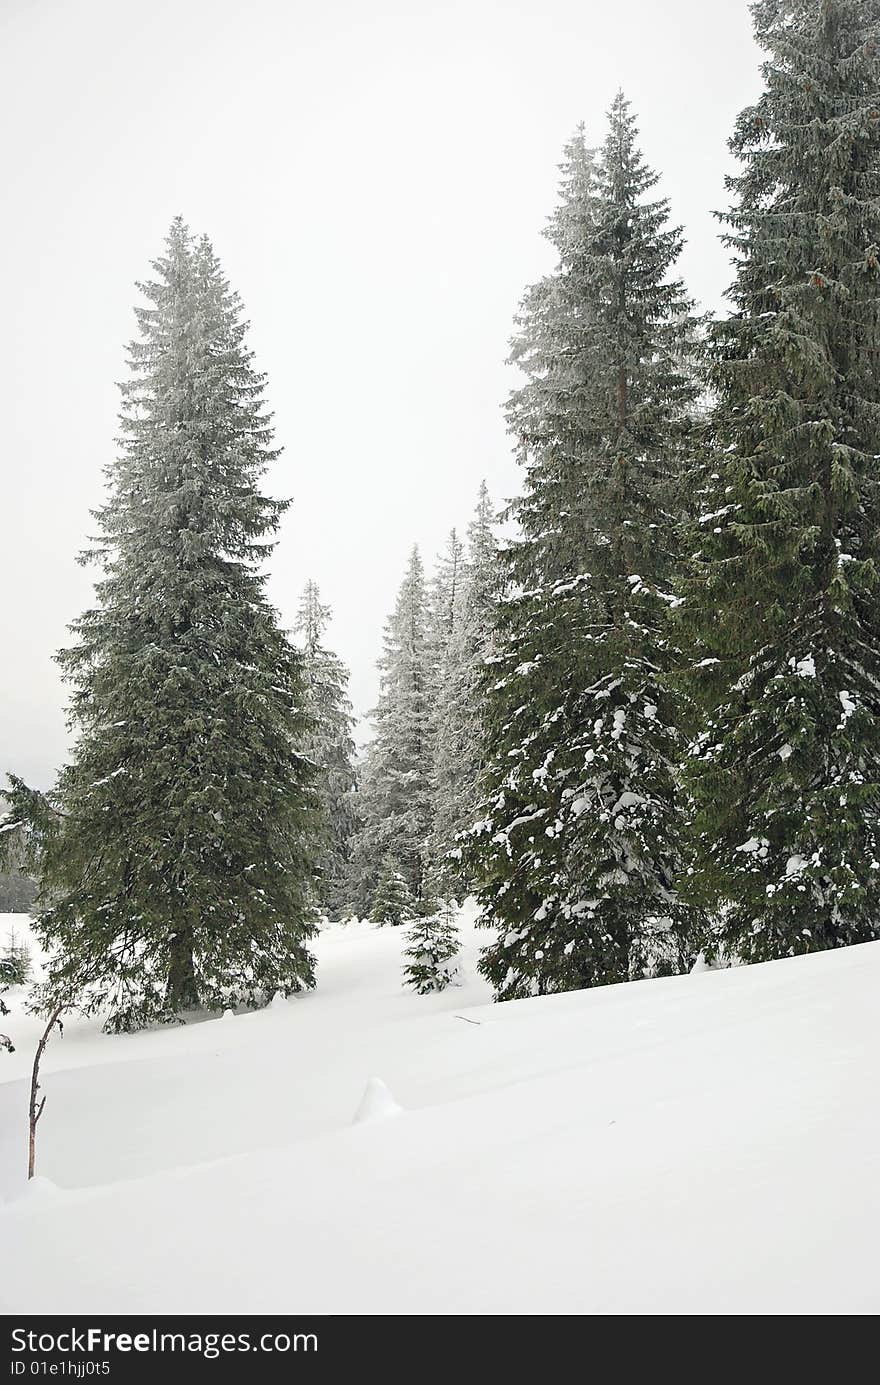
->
[0,909,878,1314]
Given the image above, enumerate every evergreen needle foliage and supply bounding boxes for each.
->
[429,483,500,897]
[402,900,460,993]
[369,857,416,927]
[0,927,31,986]
[470,97,703,999]
[683,0,880,962]
[5,220,319,1029]
[0,966,13,1053]
[350,547,433,912]
[294,580,359,919]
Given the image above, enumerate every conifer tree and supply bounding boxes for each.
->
[0,798,39,913]
[430,482,499,895]
[426,529,465,679]
[402,899,460,992]
[369,856,416,927]
[0,874,37,913]
[1,926,31,986]
[683,0,880,962]
[470,101,702,999]
[350,547,433,909]
[4,220,318,1029]
[294,580,359,918]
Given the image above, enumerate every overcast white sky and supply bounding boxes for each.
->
[1,0,762,789]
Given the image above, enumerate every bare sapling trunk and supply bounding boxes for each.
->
[28,1002,65,1180]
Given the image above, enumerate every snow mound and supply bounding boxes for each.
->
[351,1077,403,1125]
[14,1175,63,1206]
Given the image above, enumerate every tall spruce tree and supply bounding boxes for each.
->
[429,482,499,895]
[424,527,465,882]
[427,529,466,670]
[350,546,433,908]
[683,0,880,962]
[294,580,359,918]
[470,101,702,999]
[6,220,318,1029]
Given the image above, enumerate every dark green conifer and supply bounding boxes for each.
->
[403,900,460,993]
[472,100,701,998]
[683,0,880,962]
[295,580,359,919]
[369,856,416,927]
[5,221,318,1029]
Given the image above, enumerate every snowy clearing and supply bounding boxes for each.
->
[0,910,878,1314]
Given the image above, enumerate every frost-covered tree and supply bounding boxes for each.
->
[470,99,702,999]
[402,899,460,992]
[350,547,433,908]
[369,856,416,927]
[3,220,318,1029]
[0,795,46,1056]
[427,529,466,671]
[424,528,466,882]
[424,528,465,867]
[1,926,31,986]
[0,796,38,912]
[429,482,499,894]
[683,0,880,963]
[0,874,37,913]
[294,580,359,918]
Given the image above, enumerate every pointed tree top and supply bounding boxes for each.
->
[295,579,333,653]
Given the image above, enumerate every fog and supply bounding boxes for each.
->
[0,0,761,788]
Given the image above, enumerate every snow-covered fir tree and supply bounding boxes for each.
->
[0,872,36,913]
[402,899,460,992]
[470,100,702,999]
[424,528,466,878]
[369,856,416,927]
[4,221,318,1029]
[350,547,433,910]
[0,799,38,913]
[429,482,499,895]
[682,0,880,963]
[427,529,466,670]
[0,926,31,986]
[294,580,359,919]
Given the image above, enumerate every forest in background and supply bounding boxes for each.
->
[3,0,880,1034]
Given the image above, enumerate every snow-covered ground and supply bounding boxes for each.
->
[0,909,878,1314]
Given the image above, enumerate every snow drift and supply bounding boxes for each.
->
[0,910,877,1314]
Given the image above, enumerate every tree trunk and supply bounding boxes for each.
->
[167,930,199,1012]
[28,1003,65,1180]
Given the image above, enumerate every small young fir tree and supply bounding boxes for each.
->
[0,926,31,986]
[402,899,460,993]
[369,857,416,927]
